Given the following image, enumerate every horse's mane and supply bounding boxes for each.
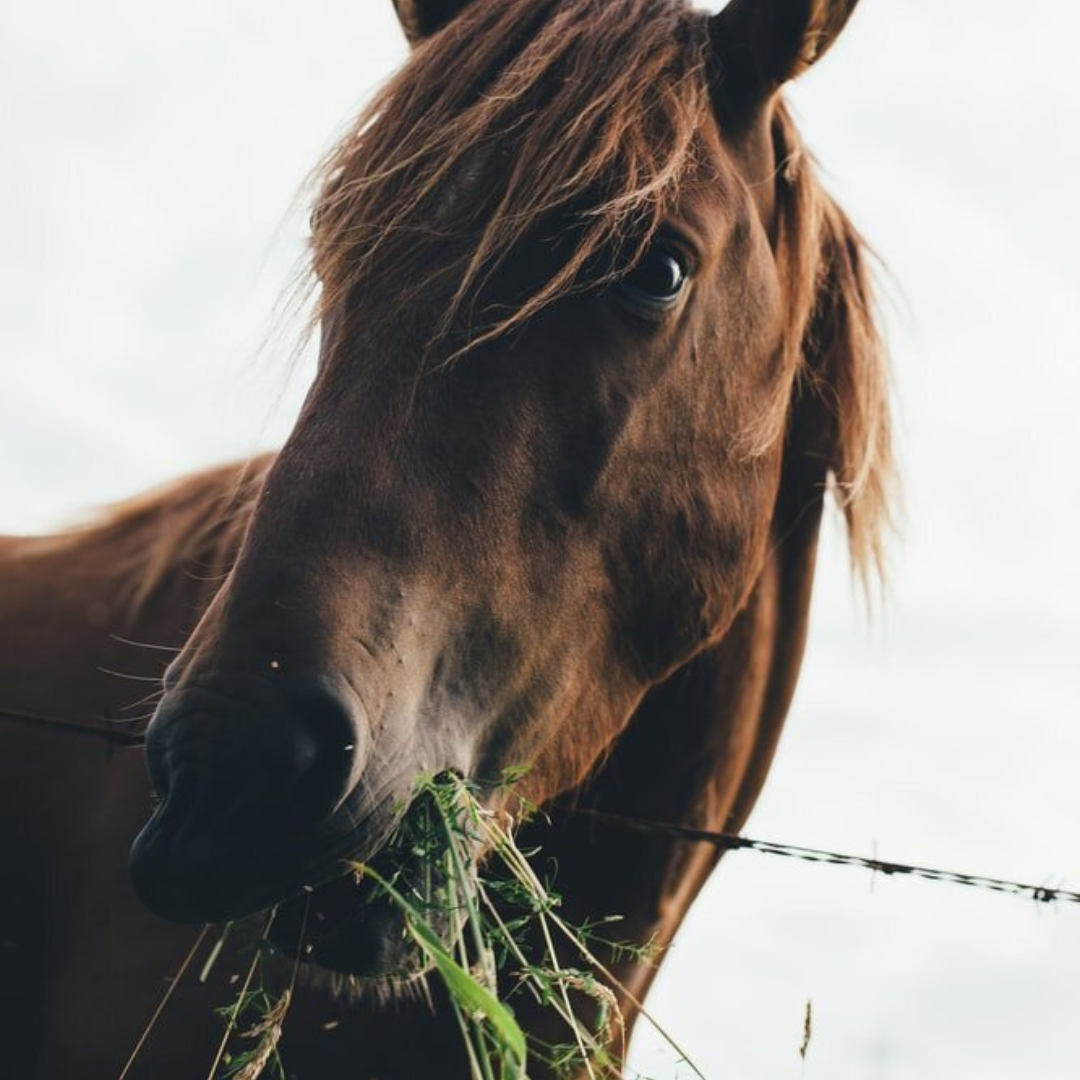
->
[771,103,894,583]
[74,0,892,606]
[48,458,270,614]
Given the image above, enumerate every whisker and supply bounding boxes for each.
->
[111,713,155,729]
[109,634,182,654]
[98,667,167,684]
[184,569,230,584]
[289,891,312,995]
[119,689,167,713]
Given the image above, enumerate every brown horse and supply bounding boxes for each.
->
[0,0,892,1076]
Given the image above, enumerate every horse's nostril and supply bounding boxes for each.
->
[143,671,365,833]
[282,677,365,821]
[131,671,370,922]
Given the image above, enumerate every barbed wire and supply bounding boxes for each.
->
[0,705,146,746]
[4,705,1075,907]
[565,807,1079,906]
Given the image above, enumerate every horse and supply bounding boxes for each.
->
[0,0,892,1076]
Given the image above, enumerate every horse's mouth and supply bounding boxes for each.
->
[130,742,421,926]
[133,766,467,982]
[260,788,461,982]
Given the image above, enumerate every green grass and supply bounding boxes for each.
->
[353,772,702,1080]
[210,771,704,1080]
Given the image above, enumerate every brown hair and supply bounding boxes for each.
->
[306,0,713,357]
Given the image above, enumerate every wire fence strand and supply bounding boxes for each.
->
[4,706,1075,908]
[565,807,1080,906]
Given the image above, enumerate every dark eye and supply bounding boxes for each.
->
[618,245,687,307]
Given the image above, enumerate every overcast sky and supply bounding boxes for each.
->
[2,2,1078,1078]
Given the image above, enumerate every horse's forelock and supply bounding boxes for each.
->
[305,0,713,358]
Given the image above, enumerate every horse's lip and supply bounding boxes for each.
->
[129,796,399,924]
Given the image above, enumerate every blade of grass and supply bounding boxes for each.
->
[116,924,210,1080]
[199,923,232,984]
[204,908,277,1080]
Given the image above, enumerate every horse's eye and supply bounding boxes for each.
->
[618,245,687,307]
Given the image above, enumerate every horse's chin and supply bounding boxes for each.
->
[266,868,433,982]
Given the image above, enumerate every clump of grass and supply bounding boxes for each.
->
[355,772,703,1080]
[208,771,703,1080]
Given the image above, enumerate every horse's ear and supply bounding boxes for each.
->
[391,0,476,45]
[710,0,860,98]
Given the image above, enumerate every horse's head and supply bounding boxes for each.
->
[131,0,889,978]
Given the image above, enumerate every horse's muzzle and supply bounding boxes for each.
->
[129,673,376,923]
